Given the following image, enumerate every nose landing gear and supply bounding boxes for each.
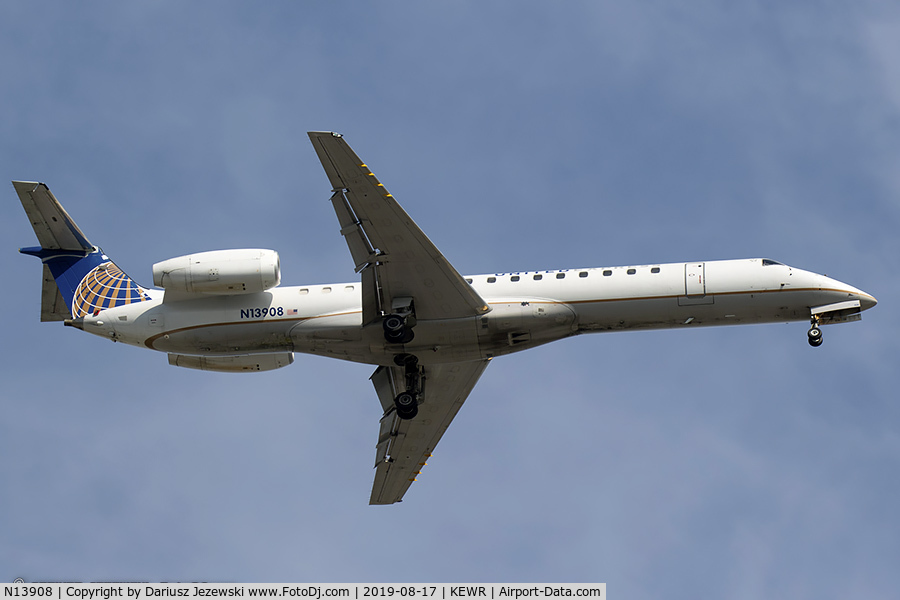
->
[808,316,823,347]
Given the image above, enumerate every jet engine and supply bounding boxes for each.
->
[152,249,280,294]
[167,352,294,373]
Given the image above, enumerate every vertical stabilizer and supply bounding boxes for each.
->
[13,181,151,321]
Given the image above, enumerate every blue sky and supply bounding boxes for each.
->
[1,1,898,596]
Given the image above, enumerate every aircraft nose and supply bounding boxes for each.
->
[859,291,878,311]
[815,272,877,311]
[833,278,877,311]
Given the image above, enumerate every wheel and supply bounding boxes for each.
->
[383,314,414,343]
[808,326,823,347]
[398,403,418,419]
[383,314,405,334]
[394,392,418,420]
[385,329,415,343]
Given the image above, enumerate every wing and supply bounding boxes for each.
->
[368,359,490,504]
[307,132,490,325]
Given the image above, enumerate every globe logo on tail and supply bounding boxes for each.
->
[71,261,151,318]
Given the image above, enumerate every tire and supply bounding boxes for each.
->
[383,314,414,344]
[394,392,418,420]
[385,328,414,344]
[383,314,405,334]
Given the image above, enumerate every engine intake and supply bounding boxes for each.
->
[152,249,280,294]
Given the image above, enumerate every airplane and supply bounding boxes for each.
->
[14,131,877,504]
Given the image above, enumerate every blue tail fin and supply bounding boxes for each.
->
[13,181,151,321]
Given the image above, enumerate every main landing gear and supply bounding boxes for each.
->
[808,316,823,347]
[382,297,417,344]
[392,353,421,420]
[383,313,415,344]
[384,299,420,419]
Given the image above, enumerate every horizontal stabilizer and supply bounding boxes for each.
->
[13,181,93,251]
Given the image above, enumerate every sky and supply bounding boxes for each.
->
[1,1,898,596]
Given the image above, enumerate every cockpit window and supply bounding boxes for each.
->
[762,259,784,266]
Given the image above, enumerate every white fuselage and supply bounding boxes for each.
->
[77,258,876,367]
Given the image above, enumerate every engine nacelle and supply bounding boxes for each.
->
[167,352,294,373]
[152,249,280,294]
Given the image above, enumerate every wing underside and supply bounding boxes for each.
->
[307,132,489,324]
[368,359,490,504]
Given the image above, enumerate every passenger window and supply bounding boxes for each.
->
[651,267,660,274]
[299,288,309,295]
[556,273,565,279]
[487,277,497,283]
[511,275,520,282]
[533,274,543,281]
[603,270,612,276]
[322,287,332,293]
[465,278,473,284]
[627,269,636,275]
[344,286,354,292]
[579,271,588,278]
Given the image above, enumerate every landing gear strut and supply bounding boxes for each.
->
[808,316,823,347]
[392,353,420,420]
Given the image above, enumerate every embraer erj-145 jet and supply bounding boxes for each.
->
[14,132,877,504]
